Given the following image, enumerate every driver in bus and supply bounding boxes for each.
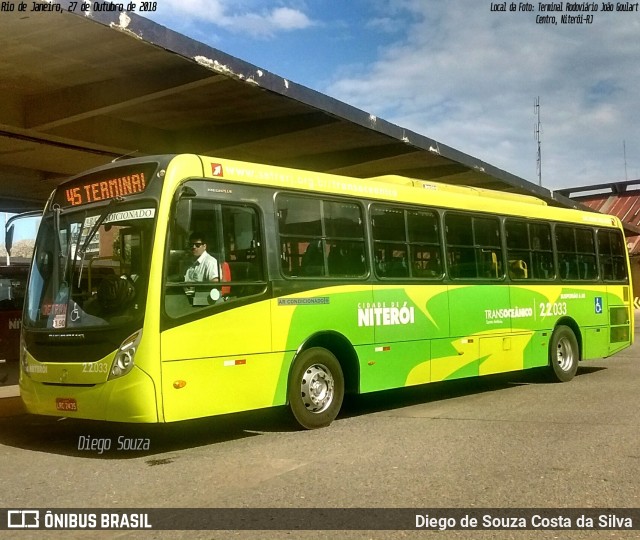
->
[184,232,219,283]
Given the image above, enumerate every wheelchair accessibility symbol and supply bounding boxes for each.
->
[595,296,603,314]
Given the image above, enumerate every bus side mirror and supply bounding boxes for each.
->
[5,209,42,263]
[173,187,195,238]
[5,225,14,257]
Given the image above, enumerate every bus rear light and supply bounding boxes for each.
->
[173,380,186,389]
[109,329,142,380]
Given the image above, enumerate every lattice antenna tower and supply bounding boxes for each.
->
[534,96,542,186]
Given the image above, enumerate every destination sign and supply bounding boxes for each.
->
[64,173,146,206]
[54,163,158,208]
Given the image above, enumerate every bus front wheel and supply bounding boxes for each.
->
[548,325,579,382]
[288,347,344,429]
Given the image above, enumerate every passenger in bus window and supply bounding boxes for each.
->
[184,232,219,282]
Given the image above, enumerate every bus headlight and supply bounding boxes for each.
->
[109,330,142,380]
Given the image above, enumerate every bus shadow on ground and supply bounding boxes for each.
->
[0,365,606,459]
[339,364,607,420]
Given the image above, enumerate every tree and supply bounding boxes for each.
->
[0,239,35,259]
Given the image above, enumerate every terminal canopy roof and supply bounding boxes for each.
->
[557,181,640,251]
[0,2,582,213]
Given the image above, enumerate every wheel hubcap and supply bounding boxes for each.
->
[556,337,574,372]
[300,363,334,413]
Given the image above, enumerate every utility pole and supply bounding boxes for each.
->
[534,96,542,186]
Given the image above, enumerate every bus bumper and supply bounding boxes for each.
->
[19,366,159,423]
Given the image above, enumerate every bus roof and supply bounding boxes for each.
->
[368,175,548,206]
[197,155,623,231]
[49,154,623,232]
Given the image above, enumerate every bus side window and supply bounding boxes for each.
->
[372,204,443,280]
[555,226,598,282]
[506,220,531,280]
[164,196,267,319]
[530,223,554,280]
[372,205,405,279]
[575,228,597,280]
[446,213,502,280]
[556,225,578,281]
[220,205,265,297]
[278,195,366,279]
[598,229,628,282]
[407,210,442,279]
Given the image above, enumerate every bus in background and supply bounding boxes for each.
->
[1,211,40,384]
[19,155,633,428]
[0,264,29,383]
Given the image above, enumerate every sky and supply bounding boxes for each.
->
[145,0,640,191]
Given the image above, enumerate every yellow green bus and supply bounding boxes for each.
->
[19,154,634,428]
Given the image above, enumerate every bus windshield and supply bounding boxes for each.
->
[25,203,156,330]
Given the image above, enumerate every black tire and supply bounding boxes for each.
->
[288,347,344,430]
[548,325,579,382]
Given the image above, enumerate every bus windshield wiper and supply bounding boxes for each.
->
[53,204,63,257]
[52,204,64,290]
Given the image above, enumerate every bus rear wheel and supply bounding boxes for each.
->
[288,347,344,430]
[548,325,579,382]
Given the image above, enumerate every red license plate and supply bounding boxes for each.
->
[55,398,78,412]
